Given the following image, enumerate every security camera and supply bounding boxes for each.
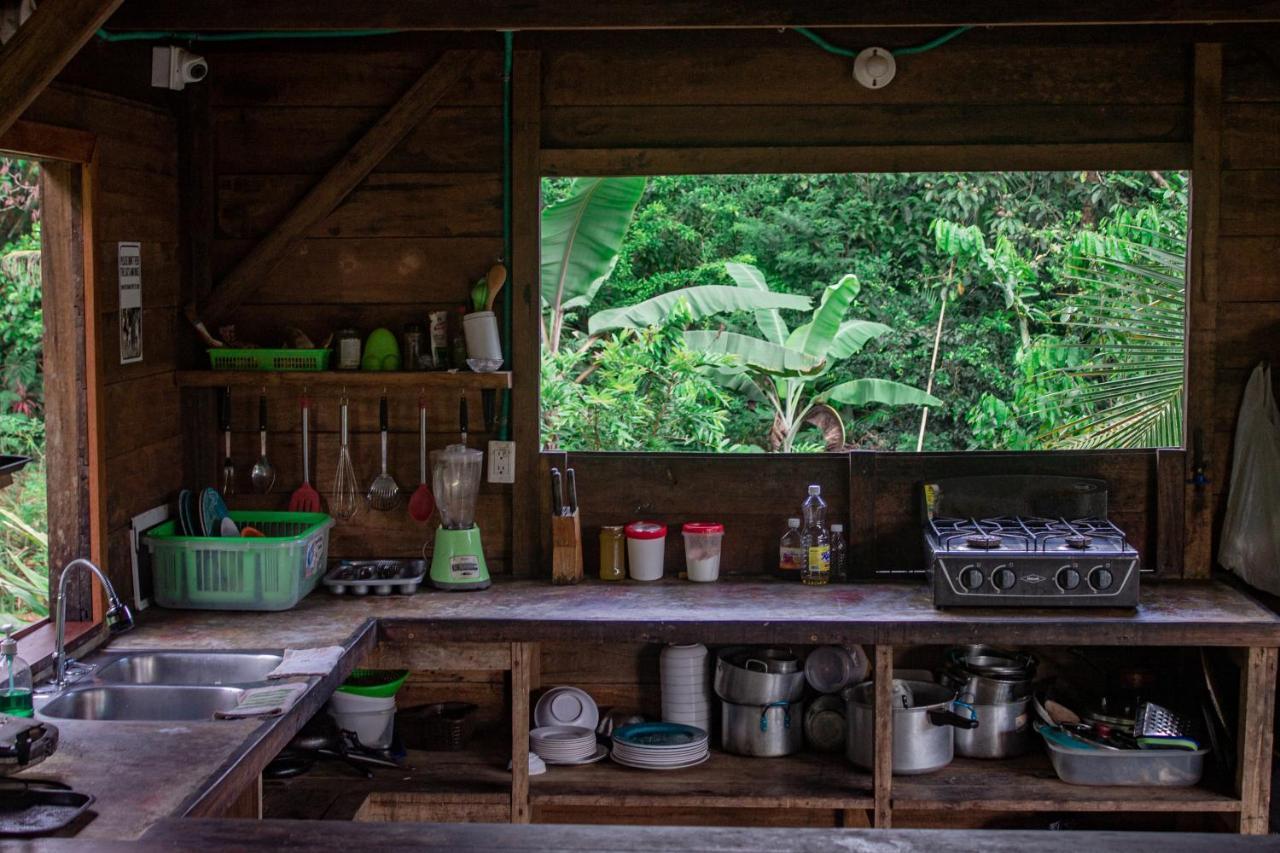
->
[150,46,208,91]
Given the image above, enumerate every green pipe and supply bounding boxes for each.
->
[793,25,972,58]
[96,28,400,42]
[499,30,514,441]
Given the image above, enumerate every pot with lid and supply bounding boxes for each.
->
[844,678,978,775]
[721,699,804,757]
[714,647,805,706]
[940,645,1036,705]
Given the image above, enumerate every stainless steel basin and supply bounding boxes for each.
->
[95,652,283,686]
[38,685,244,721]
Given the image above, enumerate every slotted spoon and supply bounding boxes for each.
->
[288,396,322,513]
[408,397,435,522]
[250,394,276,494]
[366,394,400,511]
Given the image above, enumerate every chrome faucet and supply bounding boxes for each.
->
[46,559,134,692]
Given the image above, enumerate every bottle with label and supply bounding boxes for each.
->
[599,525,626,581]
[801,484,830,586]
[0,624,33,717]
[829,523,848,583]
[777,518,804,580]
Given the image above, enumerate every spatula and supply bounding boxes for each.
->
[408,397,435,522]
[288,396,322,513]
[366,394,400,511]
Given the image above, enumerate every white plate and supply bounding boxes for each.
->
[531,725,595,742]
[542,743,610,766]
[612,742,709,759]
[661,643,708,657]
[610,750,710,771]
[534,687,600,731]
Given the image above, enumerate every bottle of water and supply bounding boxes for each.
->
[801,485,830,586]
[829,523,848,583]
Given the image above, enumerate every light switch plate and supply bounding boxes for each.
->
[487,440,516,483]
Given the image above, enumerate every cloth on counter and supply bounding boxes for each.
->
[266,646,345,680]
[215,682,308,719]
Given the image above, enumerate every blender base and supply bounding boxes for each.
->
[429,525,491,591]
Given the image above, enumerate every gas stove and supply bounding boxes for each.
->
[922,477,1140,608]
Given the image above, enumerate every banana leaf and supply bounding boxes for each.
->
[827,320,894,359]
[683,329,824,376]
[541,177,647,313]
[589,286,810,335]
[725,261,789,345]
[823,378,941,407]
[785,274,860,360]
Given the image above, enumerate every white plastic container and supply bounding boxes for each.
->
[462,311,503,364]
[328,690,396,749]
[625,521,667,581]
[681,522,724,582]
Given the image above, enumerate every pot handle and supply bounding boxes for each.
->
[928,709,980,730]
[744,659,769,673]
[760,701,792,732]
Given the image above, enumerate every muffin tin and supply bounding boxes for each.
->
[323,559,426,595]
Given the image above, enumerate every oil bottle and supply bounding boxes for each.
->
[801,485,831,585]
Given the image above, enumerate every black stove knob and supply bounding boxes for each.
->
[1056,566,1082,591]
[959,565,985,591]
[992,566,1017,591]
[1089,566,1114,591]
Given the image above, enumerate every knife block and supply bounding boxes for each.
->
[551,511,583,585]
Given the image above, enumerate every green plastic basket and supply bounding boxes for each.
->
[339,668,409,698]
[144,511,334,611]
[207,348,331,371]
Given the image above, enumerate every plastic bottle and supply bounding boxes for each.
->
[829,523,848,583]
[801,484,831,586]
[0,624,33,717]
[777,518,804,580]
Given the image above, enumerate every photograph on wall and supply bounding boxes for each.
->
[118,241,143,364]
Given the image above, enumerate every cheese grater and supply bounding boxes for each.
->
[1135,702,1200,750]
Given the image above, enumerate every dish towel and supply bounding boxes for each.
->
[266,646,345,680]
[215,682,309,719]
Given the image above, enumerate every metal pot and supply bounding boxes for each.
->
[844,679,978,775]
[804,694,846,752]
[954,697,1032,759]
[721,699,804,757]
[945,645,1037,680]
[938,664,1032,704]
[714,648,805,705]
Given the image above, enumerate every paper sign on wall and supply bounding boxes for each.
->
[118,241,142,364]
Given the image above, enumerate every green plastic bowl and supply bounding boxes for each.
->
[337,668,408,698]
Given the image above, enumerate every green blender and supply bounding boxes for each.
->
[428,444,491,590]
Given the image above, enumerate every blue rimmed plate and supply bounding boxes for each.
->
[612,722,707,749]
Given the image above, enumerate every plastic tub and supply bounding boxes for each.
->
[1040,728,1207,786]
[625,521,667,581]
[682,522,724,582]
[329,703,395,749]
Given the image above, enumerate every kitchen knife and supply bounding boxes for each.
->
[566,468,578,516]
[550,468,564,517]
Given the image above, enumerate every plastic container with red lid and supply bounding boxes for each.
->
[625,521,667,581]
[682,522,725,582]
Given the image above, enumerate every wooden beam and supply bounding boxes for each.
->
[195,50,481,326]
[1236,646,1278,834]
[105,1,1280,31]
[0,119,96,162]
[872,644,893,828]
[0,0,123,137]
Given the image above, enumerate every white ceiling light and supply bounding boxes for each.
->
[853,47,896,89]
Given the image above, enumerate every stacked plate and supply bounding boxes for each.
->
[534,686,600,731]
[530,726,607,765]
[660,643,712,731]
[611,722,710,770]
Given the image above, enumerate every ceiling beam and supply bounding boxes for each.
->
[194,50,481,328]
[106,0,1280,31]
[0,0,123,137]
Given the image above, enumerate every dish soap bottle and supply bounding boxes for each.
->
[777,518,804,580]
[0,624,33,717]
[801,485,830,586]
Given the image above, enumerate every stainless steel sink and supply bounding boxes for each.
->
[94,652,283,686]
[37,685,244,721]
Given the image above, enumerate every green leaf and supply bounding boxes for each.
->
[828,320,894,359]
[684,330,824,376]
[699,365,769,405]
[724,262,788,345]
[785,274,860,361]
[824,378,941,407]
[589,286,810,335]
[541,177,647,314]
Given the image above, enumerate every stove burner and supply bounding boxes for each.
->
[965,533,1003,549]
[1064,533,1093,550]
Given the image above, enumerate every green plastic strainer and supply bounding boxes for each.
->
[337,668,408,698]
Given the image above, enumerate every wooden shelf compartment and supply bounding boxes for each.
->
[892,753,1241,814]
[174,370,512,390]
[530,749,874,811]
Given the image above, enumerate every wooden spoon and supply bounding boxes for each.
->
[484,263,508,312]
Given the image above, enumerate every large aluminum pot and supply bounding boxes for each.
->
[954,697,1032,759]
[714,647,805,705]
[938,664,1031,705]
[721,699,804,757]
[844,679,978,775]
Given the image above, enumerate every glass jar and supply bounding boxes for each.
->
[335,328,362,370]
[599,525,626,581]
[402,323,425,371]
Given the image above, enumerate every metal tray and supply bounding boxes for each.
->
[0,780,94,836]
[323,559,426,596]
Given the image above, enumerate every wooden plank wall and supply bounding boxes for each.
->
[21,80,183,602]
[184,35,514,571]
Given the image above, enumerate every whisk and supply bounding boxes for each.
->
[366,394,401,511]
[331,396,361,521]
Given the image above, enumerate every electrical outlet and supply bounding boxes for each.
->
[487,440,516,483]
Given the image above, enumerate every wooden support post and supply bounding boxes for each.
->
[510,642,535,824]
[0,0,122,137]
[873,644,893,828]
[1236,646,1278,834]
[196,50,480,326]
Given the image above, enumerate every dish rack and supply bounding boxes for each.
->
[144,511,333,611]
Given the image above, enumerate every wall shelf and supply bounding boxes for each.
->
[174,370,512,390]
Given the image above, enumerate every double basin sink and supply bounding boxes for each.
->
[37,652,284,722]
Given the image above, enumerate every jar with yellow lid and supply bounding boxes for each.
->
[599,526,626,581]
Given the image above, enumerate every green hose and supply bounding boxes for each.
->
[793,25,972,58]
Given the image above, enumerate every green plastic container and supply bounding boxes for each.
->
[338,668,409,698]
[144,512,334,611]
[207,348,331,372]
